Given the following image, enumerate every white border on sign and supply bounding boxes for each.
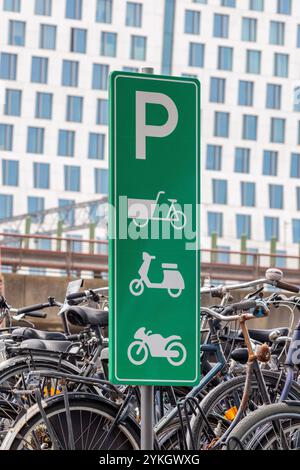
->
[114,73,199,383]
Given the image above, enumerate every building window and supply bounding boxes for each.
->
[249,0,264,11]
[96,0,112,23]
[263,150,278,176]
[62,60,79,87]
[88,133,105,159]
[277,0,291,15]
[246,49,261,74]
[28,196,45,223]
[0,124,13,151]
[9,20,25,46]
[212,179,227,204]
[238,80,254,106]
[33,162,49,189]
[210,77,226,103]
[66,96,83,122]
[3,0,21,11]
[297,188,300,210]
[64,165,80,191]
[123,66,139,72]
[207,212,223,237]
[66,0,82,19]
[95,168,108,194]
[294,87,300,112]
[292,219,300,243]
[274,53,289,77]
[264,217,279,241]
[130,35,147,60]
[0,53,17,80]
[92,64,109,90]
[297,25,300,48]
[58,130,75,157]
[270,117,285,143]
[266,84,281,109]
[242,17,257,42]
[101,32,117,57]
[126,2,142,27]
[236,214,251,239]
[40,24,56,49]
[27,127,44,154]
[185,10,200,34]
[96,99,109,125]
[235,148,250,173]
[35,0,52,15]
[218,46,233,71]
[2,159,19,186]
[213,14,229,38]
[269,184,283,209]
[241,182,255,207]
[0,195,13,219]
[5,89,22,116]
[221,0,235,6]
[290,153,300,178]
[31,56,48,83]
[206,145,222,171]
[59,199,75,225]
[214,111,229,138]
[193,0,207,3]
[189,43,205,67]
[269,21,285,45]
[70,28,87,53]
[35,92,53,119]
[242,114,257,140]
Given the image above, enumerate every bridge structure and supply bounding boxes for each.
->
[1,232,300,285]
[0,199,300,284]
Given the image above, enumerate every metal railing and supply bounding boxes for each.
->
[1,233,300,283]
[201,248,300,283]
[0,233,108,278]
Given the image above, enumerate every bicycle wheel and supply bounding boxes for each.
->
[2,393,140,450]
[227,402,300,450]
[188,371,300,450]
[0,355,82,441]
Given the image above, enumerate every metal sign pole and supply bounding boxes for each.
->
[140,385,154,449]
[140,66,154,451]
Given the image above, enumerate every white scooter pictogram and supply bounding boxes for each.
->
[127,327,187,367]
[129,252,185,298]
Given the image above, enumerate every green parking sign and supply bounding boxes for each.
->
[109,71,200,385]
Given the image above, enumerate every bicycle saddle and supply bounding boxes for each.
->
[12,327,67,342]
[248,328,288,344]
[230,348,248,364]
[18,339,75,353]
[65,306,108,327]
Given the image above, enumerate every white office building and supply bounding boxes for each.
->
[0,0,300,265]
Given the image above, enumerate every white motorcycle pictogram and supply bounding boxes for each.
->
[127,327,187,367]
[129,252,185,298]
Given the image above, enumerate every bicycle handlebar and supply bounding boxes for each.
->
[16,302,51,315]
[275,280,300,294]
[24,311,47,319]
[66,287,109,301]
[221,299,257,316]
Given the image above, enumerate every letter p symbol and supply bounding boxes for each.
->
[135,91,178,160]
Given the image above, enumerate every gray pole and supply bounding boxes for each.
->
[140,385,154,449]
[140,64,154,451]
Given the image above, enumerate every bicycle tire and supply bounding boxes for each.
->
[227,402,300,450]
[2,393,140,450]
[188,371,300,450]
